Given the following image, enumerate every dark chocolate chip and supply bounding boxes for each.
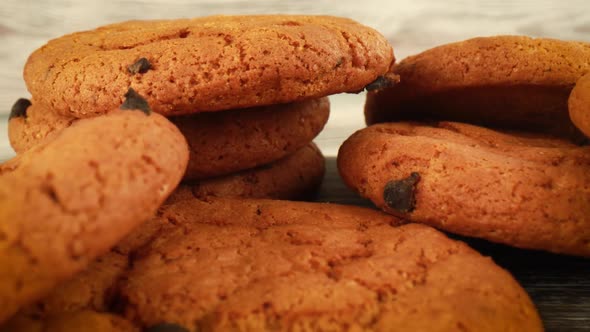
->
[128,57,151,74]
[364,73,400,91]
[144,323,189,332]
[383,172,420,213]
[120,88,151,114]
[9,98,31,120]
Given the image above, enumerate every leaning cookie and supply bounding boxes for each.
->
[167,142,325,204]
[338,121,590,256]
[0,95,189,322]
[569,73,590,138]
[0,311,138,332]
[25,15,394,117]
[9,98,328,181]
[118,197,542,331]
[365,36,590,137]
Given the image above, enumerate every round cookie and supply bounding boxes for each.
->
[0,104,189,322]
[9,98,329,181]
[0,311,138,332]
[24,15,394,117]
[365,36,590,137]
[167,142,324,204]
[569,73,590,138]
[119,197,542,331]
[338,121,590,256]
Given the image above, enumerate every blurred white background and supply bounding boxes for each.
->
[1,0,589,157]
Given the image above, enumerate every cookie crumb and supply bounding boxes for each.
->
[145,323,189,332]
[364,73,400,91]
[9,98,32,120]
[120,88,152,115]
[383,172,420,213]
[127,57,152,74]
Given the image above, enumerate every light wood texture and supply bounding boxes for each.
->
[1,1,590,331]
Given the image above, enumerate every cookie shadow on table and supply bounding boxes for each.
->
[318,156,590,332]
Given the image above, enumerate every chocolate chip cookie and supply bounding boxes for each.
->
[25,15,394,117]
[365,36,590,138]
[338,121,590,256]
[0,105,188,322]
[118,197,542,331]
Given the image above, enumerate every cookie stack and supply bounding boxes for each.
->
[339,35,590,257]
[10,15,396,201]
[1,19,545,332]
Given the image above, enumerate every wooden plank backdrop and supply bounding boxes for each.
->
[1,1,590,331]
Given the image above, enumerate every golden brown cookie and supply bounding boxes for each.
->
[168,142,324,203]
[9,98,328,181]
[172,98,328,180]
[569,72,590,138]
[338,121,590,256]
[24,15,394,117]
[118,197,542,331]
[0,311,138,332]
[0,108,189,322]
[365,36,590,137]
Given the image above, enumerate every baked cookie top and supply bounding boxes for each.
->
[25,15,394,117]
[0,108,188,322]
[390,36,590,91]
[338,121,590,256]
[119,198,541,332]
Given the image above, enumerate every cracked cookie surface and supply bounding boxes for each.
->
[24,15,393,117]
[365,36,590,138]
[0,110,189,322]
[119,198,541,331]
[338,121,590,256]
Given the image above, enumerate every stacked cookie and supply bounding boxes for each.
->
[339,35,590,257]
[10,15,396,201]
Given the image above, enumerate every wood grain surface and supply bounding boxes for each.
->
[1,1,589,331]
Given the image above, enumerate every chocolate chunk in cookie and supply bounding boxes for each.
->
[9,98,31,120]
[127,58,151,74]
[383,172,420,213]
[120,88,151,114]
